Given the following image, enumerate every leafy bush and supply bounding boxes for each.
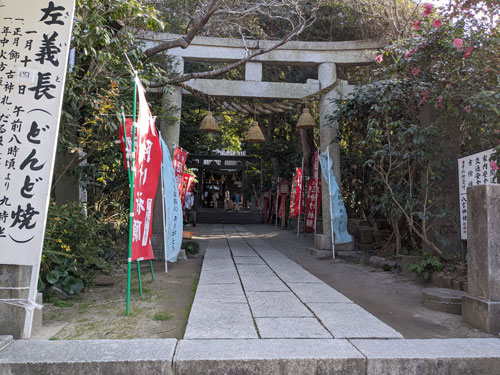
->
[408,253,443,281]
[181,240,199,256]
[40,201,117,295]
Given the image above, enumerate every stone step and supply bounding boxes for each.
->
[422,287,469,314]
[0,335,13,351]
[2,338,500,374]
[306,247,331,259]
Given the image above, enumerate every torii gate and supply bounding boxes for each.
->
[144,32,383,249]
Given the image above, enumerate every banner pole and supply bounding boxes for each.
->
[150,260,155,282]
[126,73,138,316]
[275,180,279,228]
[327,146,335,259]
[314,152,318,236]
[137,260,143,295]
[160,133,168,273]
[121,108,132,186]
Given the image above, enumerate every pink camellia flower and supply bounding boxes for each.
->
[464,52,471,58]
[433,19,442,28]
[467,46,474,53]
[376,54,383,64]
[453,38,463,49]
[412,67,420,76]
[412,20,421,30]
[490,160,499,171]
[465,105,471,113]
[405,50,411,58]
[422,3,433,16]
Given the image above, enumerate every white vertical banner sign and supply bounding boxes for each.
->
[0,0,75,337]
[457,148,498,240]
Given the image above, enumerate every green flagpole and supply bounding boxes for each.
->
[126,73,138,316]
[149,261,155,282]
[137,261,143,296]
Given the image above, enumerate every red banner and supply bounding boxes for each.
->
[305,151,321,233]
[118,82,162,261]
[180,173,194,208]
[173,148,187,195]
[305,178,322,233]
[290,168,303,218]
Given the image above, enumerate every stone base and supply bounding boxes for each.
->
[422,288,468,315]
[314,234,353,251]
[462,295,500,334]
[306,247,331,260]
[32,293,43,335]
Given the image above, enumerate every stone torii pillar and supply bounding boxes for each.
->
[315,63,355,251]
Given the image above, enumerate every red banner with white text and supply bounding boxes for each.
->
[180,173,194,208]
[290,168,303,218]
[118,80,162,261]
[305,178,321,233]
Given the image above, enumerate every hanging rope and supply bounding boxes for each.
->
[177,79,341,116]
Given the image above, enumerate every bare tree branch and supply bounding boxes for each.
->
[143,0,223,58]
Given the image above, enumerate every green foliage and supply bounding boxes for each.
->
[408,253,443,281]
[153,312,174,321]
[181,240,199,256]
[52,299,75,308]
[40,201,117,295]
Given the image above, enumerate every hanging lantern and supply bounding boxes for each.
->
[296,108,316,129]
[199,111,219,132]
[245,121,265,143]
[231,174,237,181]
[209,174,215,182]
[221,175,226,182]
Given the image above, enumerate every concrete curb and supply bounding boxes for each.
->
[1,338,500,374]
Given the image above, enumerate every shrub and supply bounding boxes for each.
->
[181,240,199,256]
[40,201,117,295]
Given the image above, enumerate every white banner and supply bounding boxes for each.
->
[458,148,498,240]
[0,0,75,265]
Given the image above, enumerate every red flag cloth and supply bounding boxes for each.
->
[290,168,303,218]
[118,79,162,261]
[180,173,194,208]
[173,148,188,195]
[305,178,322,233]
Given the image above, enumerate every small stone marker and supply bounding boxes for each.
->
[462,185,500,334]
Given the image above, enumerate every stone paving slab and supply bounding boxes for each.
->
[198,269,240,285]
[184,302,258,339]
[352,338,500,375]
[236,264,276,277]
[0,335,13,351]
[255,318,332,338]
[288,282,353,303]
[239,274,290,292]
[193,283,247,303]
[234,256,266,265]
[247,291,313,318]
[0,339,176,374]
[174,339,365,375]
[231,248,258,257]
[309,302,403,339]
[273,268,324,284]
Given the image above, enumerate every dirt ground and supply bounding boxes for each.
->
[34,223,492,340]
[33,244,206,340]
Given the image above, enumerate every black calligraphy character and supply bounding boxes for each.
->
[8,50,20,62]
[0,227,5,238]
[28,72,55,100]
[0,62,5,71]
[1,95,12,105]
[13,105,23,117]
[5,70,14,79]
[10,203,39,229]
[0,210,7,223]
[9,134,21,144]
[20,149,45,171]
[27,121,41,144]
[13,28,22,36]
[40,2,65,25]
[12,37,19,47]
[0,37,9,47]
[18,85,26,95]
[1,27,10,37]
[20,175,35,198]
[11,119,22,132]
[5,158,15,170]
[20,55,32,67]
[4,81,14,94]
[7,145,19,157]
[0,196,11,206]
[0,49,6,60]
[25,40,33,51]
[35,31,60,66]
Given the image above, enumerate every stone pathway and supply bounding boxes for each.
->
[184,224,403,340]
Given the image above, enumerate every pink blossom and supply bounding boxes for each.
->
[412,20,421,30]
[465,105,471,113]
[412,67,420,76]
[490,160,499,171]
[376,54,383,64]
[453,38,463,49]
[493,129,500,134]
[404,50,411,58]
[433,19,442,28]
[420,90,429,97]
[422,3,433,16]
[464,52,471,58]
[466,46,474,53]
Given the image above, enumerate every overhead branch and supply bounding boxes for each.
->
[143,0,223,58]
